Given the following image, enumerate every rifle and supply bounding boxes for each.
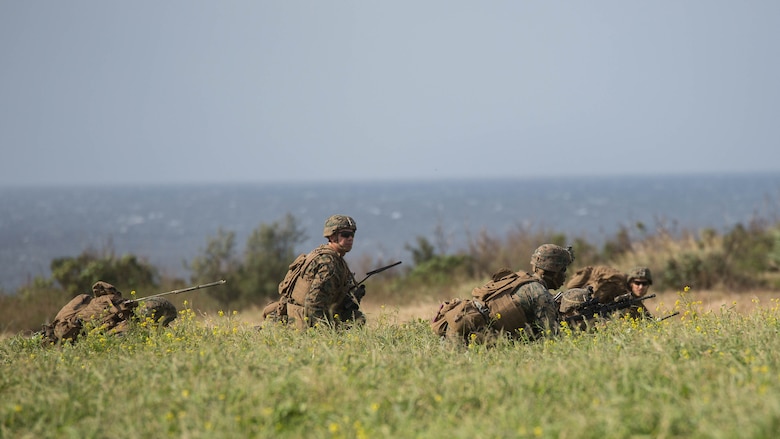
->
[565,292,657,324]
[343,261,402,310]
[125,280,227,304]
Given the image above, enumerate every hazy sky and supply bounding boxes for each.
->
[1,1,779,186]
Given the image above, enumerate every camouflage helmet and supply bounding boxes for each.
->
[627,266,653,285]
[136,297,178,326]
[559,287,592,315]
[92,281,122,298]
[323,214,357,237]
[530,244,574,272]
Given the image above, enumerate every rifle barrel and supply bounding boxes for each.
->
[127,279,226,303]
[365,261,402,276]
[357,261,402,285]
[657,311,681,322]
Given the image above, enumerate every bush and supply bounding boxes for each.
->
[50,249,159,297]
[188,213,306,308]
[404,254,474,286]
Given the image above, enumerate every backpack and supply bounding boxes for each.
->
[469,268,538,332]
[430,298,489,341]
[278,253,309,298]
[276,249,335,314]
[565,265,627,303]
[270,253,309,318]
[431,269,541,341]
[41,293,135,344]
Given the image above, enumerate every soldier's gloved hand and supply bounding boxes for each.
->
[353,284,366,303]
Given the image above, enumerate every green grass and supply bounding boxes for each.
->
[3,294,780,438]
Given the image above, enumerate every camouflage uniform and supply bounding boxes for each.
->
[276,215,364,329]
[517,244,575,336]
[285,244,361,327]
[510,278,561,338]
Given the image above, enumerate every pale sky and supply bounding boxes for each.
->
[1,1,779,186]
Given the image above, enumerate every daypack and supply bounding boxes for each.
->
[565,265,628,303]
[431,269,540,341]
[267,253,309,319]
[273,248,333,317]
[470,268,539,332]
[430,298,488,341]
[41,292,135,344]
[278,253,309,298]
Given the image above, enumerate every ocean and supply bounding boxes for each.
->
[2,173,779,292]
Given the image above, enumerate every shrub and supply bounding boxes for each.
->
[50,249,159,297]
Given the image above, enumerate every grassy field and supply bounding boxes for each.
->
[3,289,780,438]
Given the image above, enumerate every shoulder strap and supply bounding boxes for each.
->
[472,270,539,302]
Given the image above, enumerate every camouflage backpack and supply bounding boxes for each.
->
[565,265,627,303]
[430,298,489,342]
[266,253,309,320]
[40,283,135,345]
[278,254,309,297]
[40,281,177,345]
[273,248,329,318]
[431,269,540,342]
[469,268,539,332]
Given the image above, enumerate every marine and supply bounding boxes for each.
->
[40,281,177,345]
[564,264,656,320]
[431,244,574,343]
[263,214,364,329]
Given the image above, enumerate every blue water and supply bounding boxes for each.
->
[2,173,779,292]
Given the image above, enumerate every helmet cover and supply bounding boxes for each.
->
[530,244,574,272]
[626,266,653,285]
[323,214,357,237]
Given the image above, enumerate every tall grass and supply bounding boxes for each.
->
[3,293,780,438]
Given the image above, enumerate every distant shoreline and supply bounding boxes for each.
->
[2,170,780,190]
